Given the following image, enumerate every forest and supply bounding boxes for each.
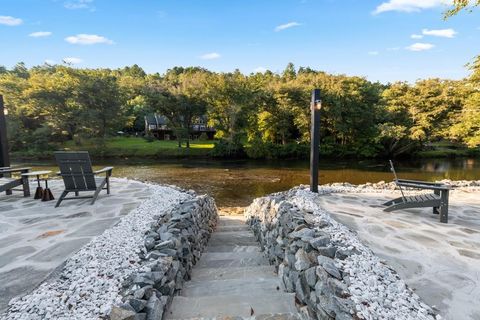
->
[0,58,479,160]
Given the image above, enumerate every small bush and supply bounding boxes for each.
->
[198,132,209,140]
[210,139,245,158]
[245,141,309,159]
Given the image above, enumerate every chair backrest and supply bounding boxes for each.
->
[389,160,406,201]
[54,151,97,191]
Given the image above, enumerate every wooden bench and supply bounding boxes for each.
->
[383,161,451,223]
[0,167,31,197]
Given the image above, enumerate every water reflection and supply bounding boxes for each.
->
[14,158,480,207]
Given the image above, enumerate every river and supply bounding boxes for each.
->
[14,158,480,207]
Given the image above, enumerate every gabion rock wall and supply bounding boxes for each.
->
[110,195,217,320]
[245,189,438,320]
[246,196,354,320]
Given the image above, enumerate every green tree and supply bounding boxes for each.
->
[25,67,83,140]
[445,0,480,17]
[205,71,254,141]
[76,69,124,137]
[144,69,207,148]
[449,57,480,147]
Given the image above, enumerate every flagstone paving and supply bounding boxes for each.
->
[0,178,151,312]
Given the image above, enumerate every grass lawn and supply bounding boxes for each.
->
[78,137,215,157]
[103,137,214,151]
[13,137,216,159]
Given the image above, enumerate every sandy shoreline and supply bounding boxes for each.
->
[315,185,480,320]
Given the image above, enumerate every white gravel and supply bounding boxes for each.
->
[2,179,192,320]
[288,186,440,320]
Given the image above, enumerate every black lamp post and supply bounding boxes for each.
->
[0,94,10,168]
[310,89,321,193]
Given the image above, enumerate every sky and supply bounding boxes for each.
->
[0,0,479,83]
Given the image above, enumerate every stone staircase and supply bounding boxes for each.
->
[165,215,301,319]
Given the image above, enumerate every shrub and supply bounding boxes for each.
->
[198,132,209,140]
[245,141,309,159]
[210,139,245,158]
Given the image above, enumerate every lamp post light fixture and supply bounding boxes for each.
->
[0,95,10,169]
[310,89,321,193]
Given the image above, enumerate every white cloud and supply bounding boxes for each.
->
[422,28,457,38]
[44,59,56,65]
[200,52,221,60]
[65,34,114,45]
[0,15,23,26]
[275,22,301,32]
[62,57,83,64]
[406,42,435,51]
[64,0,94,10]
[29,31,52,38]
[253,67,267,73]
[373,0,452,14]
[368,51,380,55]
[411,34,423,39]
[387,47,400,51]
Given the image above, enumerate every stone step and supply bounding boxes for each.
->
[208,231,258,247]
[167,313,302,320]
[216,225,250,232]
[180,277,282,297]
[211,230,255,238]
[196,252,269,269]
[206,245,261,253]
[216,218,246,226]
[208,235,258,247]
[190,265,277,282]
[165,292,298,319]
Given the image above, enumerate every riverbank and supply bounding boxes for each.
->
[9,158,480,208]
[10,137,480,161]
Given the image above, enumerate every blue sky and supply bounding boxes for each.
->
[0,0,479,83]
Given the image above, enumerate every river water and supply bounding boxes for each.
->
[16,158,480,207]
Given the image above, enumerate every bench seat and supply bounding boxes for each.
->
[384,193,441,211]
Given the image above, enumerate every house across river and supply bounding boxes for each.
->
[144,113,216,140]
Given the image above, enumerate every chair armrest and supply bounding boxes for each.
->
[397,179,443,186]
[396,181,451,191]
[94,167,114,176]
[0,167,31,174]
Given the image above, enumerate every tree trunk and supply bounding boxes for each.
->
[102,117,107,137]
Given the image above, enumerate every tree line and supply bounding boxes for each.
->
[0,59,479,159]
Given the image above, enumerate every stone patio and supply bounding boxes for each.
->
[317,188,480,320]
[0,178,151,312]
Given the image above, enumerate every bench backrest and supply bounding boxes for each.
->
[389,160,406,201]
[54,151,97,191]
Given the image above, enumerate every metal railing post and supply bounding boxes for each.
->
[0,95,10,168]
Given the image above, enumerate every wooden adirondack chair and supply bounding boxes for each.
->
[0,167,31,197]
[54,151,113,207]
[383,160,451,223]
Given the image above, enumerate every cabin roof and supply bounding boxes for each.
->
[145,114,168,126]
